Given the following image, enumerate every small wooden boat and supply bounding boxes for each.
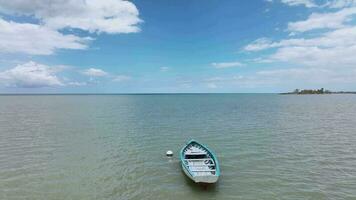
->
[180,140,220,183]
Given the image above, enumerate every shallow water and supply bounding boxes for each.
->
[0,94,356,200]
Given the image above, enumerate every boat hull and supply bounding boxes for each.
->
[180,140,220,184]
[181,163,219,183]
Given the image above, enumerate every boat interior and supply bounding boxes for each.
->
[183,143,216,176]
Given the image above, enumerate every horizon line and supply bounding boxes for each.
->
[0,92,278,95]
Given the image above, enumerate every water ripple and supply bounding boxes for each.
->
[1,94,356,199]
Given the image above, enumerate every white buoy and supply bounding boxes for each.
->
[166,150,173,157]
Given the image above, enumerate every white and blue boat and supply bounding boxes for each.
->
[180,140,220,183]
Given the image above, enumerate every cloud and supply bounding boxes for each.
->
[325,0,356,8]
[0,61,63,88]
[243,2,356,89]
[270,44,356,67]
[203,67,356,91]
[244,38,274,51]
[288,7,356,32]
[266,0,317,7]
[245,2,356,69]
[244,0,356,90]
[256,67,356,84]
[112,75,131,82]
[266,0,356,9]
[280,0,317,7]
[257,68,331,78]
[207,83,218,89]
[247,26,356,51]
[205,77,229,82]
[82,68,108,77]
[211,61,244,69]
[203,74,273,89]
[160,67,170,72]
[68,81,87,86]
[246,26,356,67]
[0,61,131,88]
[0,18,90,55]
[82,68,131,82]
[0,0,142,34]
[0,0,141,55]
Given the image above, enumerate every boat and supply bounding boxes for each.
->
[180,140,220,183]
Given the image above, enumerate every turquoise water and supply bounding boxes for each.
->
[0,94,356,200]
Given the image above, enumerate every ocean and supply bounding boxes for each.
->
[0,94,355,199]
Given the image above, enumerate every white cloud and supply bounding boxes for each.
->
[0,18,90,55]
[68,81,87,86]
[267,0,356,8]
[246,26,356,67]
[207,83,218,89]
[82,68,108,77]
[82,68,130,82]
[205,77,228,82]
[112,75,131,82]
[203,67,356,90]
[248,26,356,50]
[0,0,142,34]
[244,0,356,90]
[0,61,131,88]
[257,68,330,77]
[288,7,356,32]
[160,67,170,72]
[244,38,274,51]
[0,61,63,88]
[203,74,273,89]
[244,0,356,65]
[325,0,356,8]
[271,45,356,67]
[280,0,317,7]
[256,67,356,84]
[211,61,244,69]
[0,0,141,55]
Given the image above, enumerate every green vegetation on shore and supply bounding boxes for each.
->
[281,88,356,95]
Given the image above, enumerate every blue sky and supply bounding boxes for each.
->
[1,0,356,93]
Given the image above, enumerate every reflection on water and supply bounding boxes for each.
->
[0,94,356,200]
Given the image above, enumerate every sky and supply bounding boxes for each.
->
[1,0,356,93]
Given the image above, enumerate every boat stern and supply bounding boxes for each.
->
[193,175,219,184]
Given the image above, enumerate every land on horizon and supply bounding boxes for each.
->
[281,88,356,95]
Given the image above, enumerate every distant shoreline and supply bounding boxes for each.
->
[281,88,356,95]
[281,92,356,95]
